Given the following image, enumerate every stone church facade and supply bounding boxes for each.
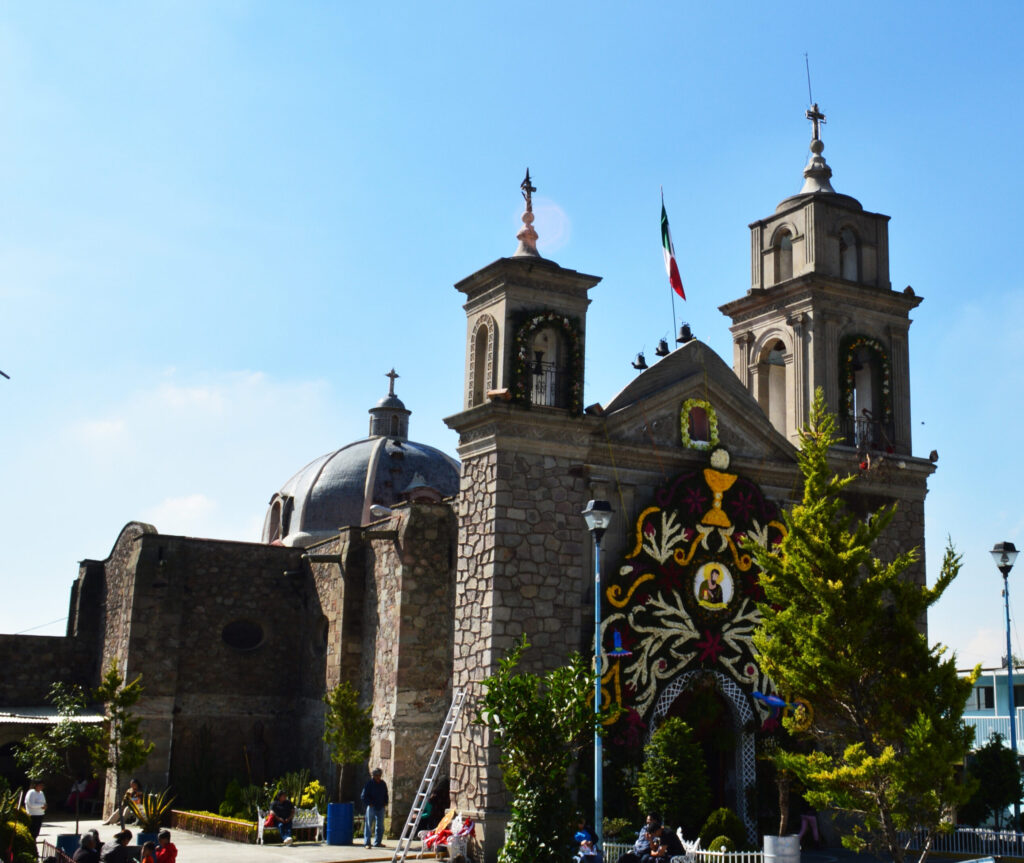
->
[0,113,933,851]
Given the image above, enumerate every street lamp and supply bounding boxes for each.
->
[992,540,1021,828]
[582,499,613,851]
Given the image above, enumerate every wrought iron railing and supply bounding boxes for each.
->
[530,361,566,408]
[839,415,895,450]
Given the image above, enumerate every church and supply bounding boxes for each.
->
[0,107,933,850]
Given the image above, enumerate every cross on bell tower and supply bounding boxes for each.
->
[386,368,399,397]
[805,102,826,141]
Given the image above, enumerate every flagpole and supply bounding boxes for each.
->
[662,187,678,339]
[659,189,675,339]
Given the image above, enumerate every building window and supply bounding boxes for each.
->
[469,315,497,407]
[975,686,994,710]
[530,326,563,408]
[840,228,858,281]
[390,414,400,436]
[756,340,788,437]
[222,619,265,651]
[775,231,793,283]
[680,398,719,449]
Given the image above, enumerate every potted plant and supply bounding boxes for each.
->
[322,681,372,845]
[127,787,176,845]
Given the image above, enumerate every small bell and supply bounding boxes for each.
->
[631,353,648,370]
[676,323,693,344]
[655,339,670,357]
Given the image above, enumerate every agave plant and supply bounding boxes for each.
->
[127,787,176,833]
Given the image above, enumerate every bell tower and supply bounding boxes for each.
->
[456,170,600,414]
[720,105,922,455]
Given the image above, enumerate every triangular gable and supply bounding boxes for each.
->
[599,340,797,465]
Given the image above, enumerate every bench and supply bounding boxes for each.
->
[256,806,324,844]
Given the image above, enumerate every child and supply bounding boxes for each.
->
[140,841,157,863]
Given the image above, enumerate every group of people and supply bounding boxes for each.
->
[571,812,684,863]
[69,828,177,863]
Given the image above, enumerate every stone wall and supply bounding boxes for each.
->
[0,634,93,706]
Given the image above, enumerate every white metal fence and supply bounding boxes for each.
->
[601,840,762,863]
[964,712,1024,750]
[901,827,1024,859]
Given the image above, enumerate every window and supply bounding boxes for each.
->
[472,322,489,406]
[756,341,788,437]
[530,327,563,407]
[222,619,265,651]
[840,228,858,280]
[390,414,400,436]
[975,686,994,710]
[688,405,710,444]
[775,231,793,282]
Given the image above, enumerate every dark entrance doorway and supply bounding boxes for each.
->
[666,677,738,813]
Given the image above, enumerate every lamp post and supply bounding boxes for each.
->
[582,499,613,851]
[992,540,1021,828]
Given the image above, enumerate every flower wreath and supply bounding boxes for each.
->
[680,398,719,449]
[510,310,584,414]
[839,335,891,422]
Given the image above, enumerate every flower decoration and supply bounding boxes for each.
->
[680,398,719,449]
[510,310,584,414]
[839,335,892,422]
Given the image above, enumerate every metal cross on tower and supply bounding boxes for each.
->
[520,168,536,212]
[806,102,826,141]
[385,368,399,396]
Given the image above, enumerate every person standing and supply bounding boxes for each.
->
[25,779,46,844]
[361,767,389,848]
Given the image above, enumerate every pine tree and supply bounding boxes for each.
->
[634,717,710,836]
[322,681,373,802]
[748,389,974,863]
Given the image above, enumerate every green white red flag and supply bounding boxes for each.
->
[661,196,685,300]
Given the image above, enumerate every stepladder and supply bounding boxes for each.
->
[390,688,467,863]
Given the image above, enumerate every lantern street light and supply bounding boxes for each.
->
[582,499,613,851]
[992,540,1021,828]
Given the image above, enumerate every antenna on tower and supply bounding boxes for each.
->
[804,52,814,105]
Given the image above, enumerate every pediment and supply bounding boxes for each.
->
[598,340,797,464]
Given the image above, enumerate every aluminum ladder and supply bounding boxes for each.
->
[390,688,467,863]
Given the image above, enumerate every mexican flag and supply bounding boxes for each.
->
[661,197,685,300]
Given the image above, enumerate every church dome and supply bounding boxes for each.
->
[261,371,460,547]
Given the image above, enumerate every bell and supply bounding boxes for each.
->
[676,323,693,344]
[655,339,670,357]
[631,352,648,370]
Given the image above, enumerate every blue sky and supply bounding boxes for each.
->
[1,2,1022,670]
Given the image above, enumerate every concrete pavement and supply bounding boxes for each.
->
[38,815,405,862]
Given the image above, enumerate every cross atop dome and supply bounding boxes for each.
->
[799,103,836,195]
[386,368,399,397]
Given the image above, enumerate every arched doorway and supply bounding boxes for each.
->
[650,670,757,845]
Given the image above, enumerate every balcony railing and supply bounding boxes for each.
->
[530,361,566,408]
[964,711,1024,751]
[839,415,895,450]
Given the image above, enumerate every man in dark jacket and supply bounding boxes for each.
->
[361,767,389,848]
[271,792,295,845]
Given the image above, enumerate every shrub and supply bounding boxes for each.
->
[635,717,710,836]
[699,808,746,850]
[603,816,632,839]
[708,835,735,853]
[219,779,245,819]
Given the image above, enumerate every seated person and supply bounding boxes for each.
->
[269,791,295,845]
[71,833,100,863]
[616,814,681,863]
[573,814,600,863]
[103,779,143,825]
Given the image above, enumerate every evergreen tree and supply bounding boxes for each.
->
[322,681,373,802]
[748,389,975,863]
[959,732,1022,829]
[475,635,611,863]
[634,717,710,837]
[90,662,155,828]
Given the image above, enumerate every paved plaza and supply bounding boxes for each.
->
[38,815,398,862]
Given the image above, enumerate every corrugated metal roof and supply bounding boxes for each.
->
[0,708,103,725]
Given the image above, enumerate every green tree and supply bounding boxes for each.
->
[747,388,975,863]
[634,717,710,836]
[323,681,373,802]
[90,662,155,828]
[959,732,1022,829]
[475,635,611,863]
[13,682,96,834]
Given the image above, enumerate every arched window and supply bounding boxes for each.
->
[530,326,563,407]
[756,340,788,437]
[267,500,282,543]
[472,321,489,406]
[775,231,793,283]
[840,335,893,449]
[840,228,858,280]
[390,414,400,436]
[680,398,719,449]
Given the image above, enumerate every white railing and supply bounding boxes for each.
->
[902,827,1024,859]
[601,840,762,863]
[964,711,1024,751]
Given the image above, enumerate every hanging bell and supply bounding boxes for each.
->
[676,323,693,344]
[631,352,648,370]
[655,339,670,357]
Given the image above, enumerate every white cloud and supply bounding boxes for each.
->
[71,417,127,443]
[142,493,217,536]
[958,627,1005,669]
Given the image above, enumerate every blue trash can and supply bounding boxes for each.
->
[55,834,80,857]
[327,801,354,845]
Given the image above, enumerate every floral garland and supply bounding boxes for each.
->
[510,310,584,414]
[680,398,719,449]
[839,335,891,422]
